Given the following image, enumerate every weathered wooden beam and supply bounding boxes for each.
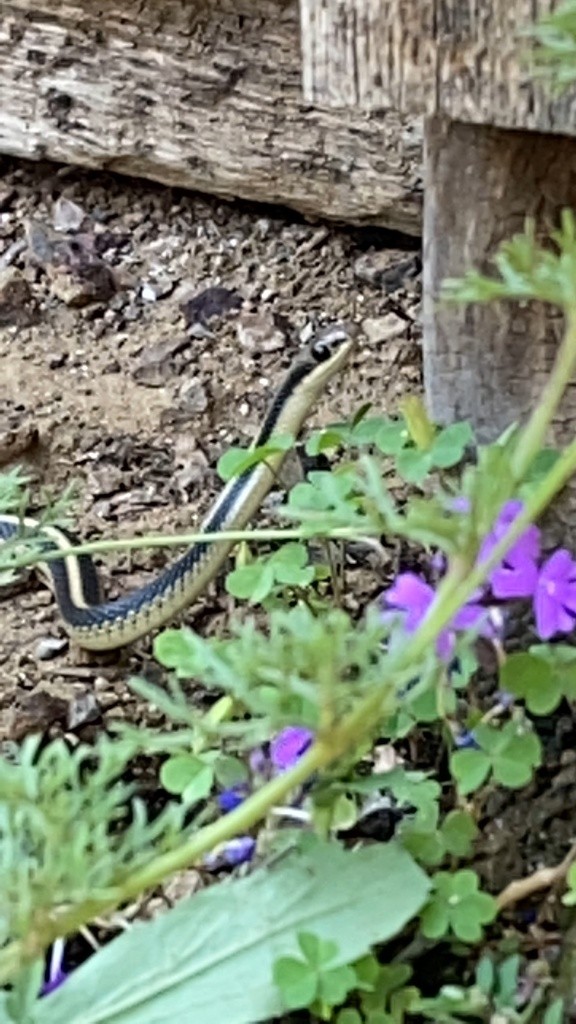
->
[0,0,423,235]
[301,0,576,135]
[423,116,576,539]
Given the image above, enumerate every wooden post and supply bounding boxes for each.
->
[422,117,576,441]
[422,116,576,541]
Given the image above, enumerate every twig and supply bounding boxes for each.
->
[496,841,576,910]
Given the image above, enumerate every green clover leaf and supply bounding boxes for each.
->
[420,870,497,942]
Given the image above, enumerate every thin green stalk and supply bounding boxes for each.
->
[512,306,576,478]
[1,525,365,573]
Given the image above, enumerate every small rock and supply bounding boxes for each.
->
[141,282,159,302]
[48,351,68,370]
[178,378,209,414]
[49,263,116,307]
[53,196,87,233]
[35,636,69,661]
[237,308,285,352]
[141,278,174,302]
[0,238,28,269]
[180,284,243,327]
[0,267,35,326]
[299,321,315,344]
[67,690,102,729]
[361,314,406,344]
[353,251,421,293]
[0,188,16,213]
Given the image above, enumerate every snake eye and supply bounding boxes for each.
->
[312,339,332,361]
[311,326,350,362]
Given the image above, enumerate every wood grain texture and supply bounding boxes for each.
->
[301,0,576,135]
[0,0,423,234]
[423,117,576,540]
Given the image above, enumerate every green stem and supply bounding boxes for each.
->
[512,307,576,479]
[1,525,364,572]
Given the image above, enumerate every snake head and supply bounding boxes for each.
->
[310,322,360,364]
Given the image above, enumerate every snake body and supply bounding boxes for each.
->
[0,325,355,651]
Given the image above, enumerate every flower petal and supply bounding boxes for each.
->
[270,726,314,771]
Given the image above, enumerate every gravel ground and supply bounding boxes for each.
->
[0,155,422,741]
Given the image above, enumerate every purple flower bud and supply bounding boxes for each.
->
[41,939,67,997]
[217,786,248,813]
[204,836,256,870]
[270,727,314,771]
[248,747,268,776]
[454,730,479,749]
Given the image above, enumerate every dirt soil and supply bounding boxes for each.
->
[1,155,576,952]
[0,155,422,738]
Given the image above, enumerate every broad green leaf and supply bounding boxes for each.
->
[273,957,317,1009]
[269,542,308,569]
[182,763,214,805]
[213,756,248,789]
[450,749,491,795]
[500,652,558,714]
[154,629,200,676]
[373,420,409,456]
[429,422,473,468]
[36,841,430,1024]
[440,810,478,857]
[336,1010,363,1024]
[225,562,275,603]
[217,435,294,480]
[395,449,432,485]
[160,756,213,805]
[160,754,203,795]
[318,965,357,1005]
[529,643,576,701]
[306,428,349,455]
[543,998,566,1024]
[475,956,495,996]
[297,932,338,966]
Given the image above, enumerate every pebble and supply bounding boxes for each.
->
[35,636,69,661]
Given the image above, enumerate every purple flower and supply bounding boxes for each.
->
[217,785,249,813]
[454,730,480,749]
[270,727,314,771]
[222,836,256,866]
[381,572,491,661]
[479,500,540,599]
[534,549,576,639]
[204,835,256,870]
[41,939,67,997]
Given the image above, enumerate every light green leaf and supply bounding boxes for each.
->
[440,810,478,858]
[500,652,558,714]
[429,422,473,468]
[160,755,203,795]
[395,449,432,485]
[318,965,357,1005]
[154,630,200,676]
[273,957,317,1009]
[450,749,491,795]
[225,562,276,603]
[217,435,294,480]
[36,841,430,1024]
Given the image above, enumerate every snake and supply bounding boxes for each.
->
[0,324,356,651]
